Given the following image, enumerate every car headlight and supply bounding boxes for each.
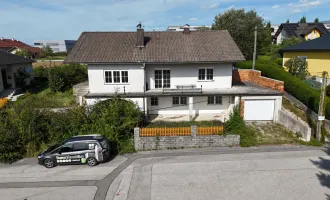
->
[38,155,43,159]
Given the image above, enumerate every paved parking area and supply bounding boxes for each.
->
[0,147,329,200]
[106,150,330,200]
[0,156,127,183]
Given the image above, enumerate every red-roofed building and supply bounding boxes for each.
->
[0,37,41,58]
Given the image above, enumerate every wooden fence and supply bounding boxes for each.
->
[140,126,224,137]
[140,127,191,137]
[197,126,223,135]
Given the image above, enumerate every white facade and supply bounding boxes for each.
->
[88,64,145,94]
[84,62,282,122]
[145,63,232,90]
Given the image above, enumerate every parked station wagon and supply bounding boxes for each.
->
[37,135,111,168]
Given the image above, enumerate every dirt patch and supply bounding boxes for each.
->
[248,122,299,145]
[33,61,63,68]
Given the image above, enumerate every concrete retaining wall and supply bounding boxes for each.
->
[283,91,330,132]
[134,126,240,151]
[278,109,311,141]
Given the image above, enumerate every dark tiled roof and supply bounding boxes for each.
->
[275,23,329,38]
[280,34,330,52]
[65,30,245,64]
[0,50,33,65]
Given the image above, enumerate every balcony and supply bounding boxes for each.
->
[162,84,203,94]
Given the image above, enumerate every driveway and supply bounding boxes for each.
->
[0,146,329,200]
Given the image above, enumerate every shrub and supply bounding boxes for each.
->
[284,56,308,80]
[52,52,68,57]
[32,64,88,92]
[225,106,257,147]
[236,61,330,119]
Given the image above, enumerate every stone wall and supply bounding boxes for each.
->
[134,127,240,151]
[232,69,284,93]
[278,109,311,141]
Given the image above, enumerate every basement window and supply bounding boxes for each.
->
[208,96,222,105]
[151,97,158,106]
[173,97,187,105]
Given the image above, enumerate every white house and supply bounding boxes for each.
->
[65,25,283,122]
[0,50,33,93]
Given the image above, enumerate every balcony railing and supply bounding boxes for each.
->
[162,85,203,94]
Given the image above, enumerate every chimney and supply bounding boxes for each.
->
[12,38,15,41]
[183,24,190,34]
[0,37,3,40]
[136,23,144,48]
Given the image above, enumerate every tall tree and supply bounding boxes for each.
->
[299,16,307,23]
[212,9,266,60]
[286,19,290,23]
[260,21,272,55]
[40,45,53,58]
[314,17,319,23]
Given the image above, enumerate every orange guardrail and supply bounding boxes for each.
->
[197,126,223,135]
[140,127,191,137]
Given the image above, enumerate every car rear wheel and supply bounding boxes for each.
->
[43,159,55,168]
[87,157,98,167]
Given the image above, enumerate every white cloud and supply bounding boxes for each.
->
[289,0,321,7]
[292,9,303,13]
[189,17,198,21]
[205,2,220,9]
[272,5,279,8]
[226,5,234,10]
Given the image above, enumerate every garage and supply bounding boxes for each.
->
[244,99,275,121]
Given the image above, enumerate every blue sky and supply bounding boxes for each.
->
[1,0,329,45]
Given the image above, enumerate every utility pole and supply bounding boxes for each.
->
[252,26,257,70]
[316,71,328,141]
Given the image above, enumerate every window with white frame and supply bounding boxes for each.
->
[198,68,213,80]
[151,97,158,106]
[173,97,187,105]
[104,70,128,84]
[297,56,307,62]
[207,96,222,105]
[155,69,170,88]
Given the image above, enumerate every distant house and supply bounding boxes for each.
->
[274,23,329,44]
[321,20,330,31]
[33,40,77,53]
[0,38,41,58]
[280,34,330,82]
[0,50,33,93]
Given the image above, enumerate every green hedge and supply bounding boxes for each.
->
[236,61,330,119]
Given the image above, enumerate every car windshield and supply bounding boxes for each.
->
[43,143,62,153]
[100,139,109,149]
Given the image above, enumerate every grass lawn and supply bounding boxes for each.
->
[16,87,76,108]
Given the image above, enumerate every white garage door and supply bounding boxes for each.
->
[244,100,275,121]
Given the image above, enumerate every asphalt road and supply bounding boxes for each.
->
[0,146,329,200]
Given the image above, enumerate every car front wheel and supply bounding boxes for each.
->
[87,157,98,167]
[43,159,55,168]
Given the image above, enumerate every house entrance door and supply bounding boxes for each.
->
[1,68,9,89]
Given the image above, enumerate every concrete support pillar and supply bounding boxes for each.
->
[144,97,148,119]
[134,127,140,151]
[191,125,197,137]
[234,96,240,106]
[273,96,282,123]
[189,97,193,121]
